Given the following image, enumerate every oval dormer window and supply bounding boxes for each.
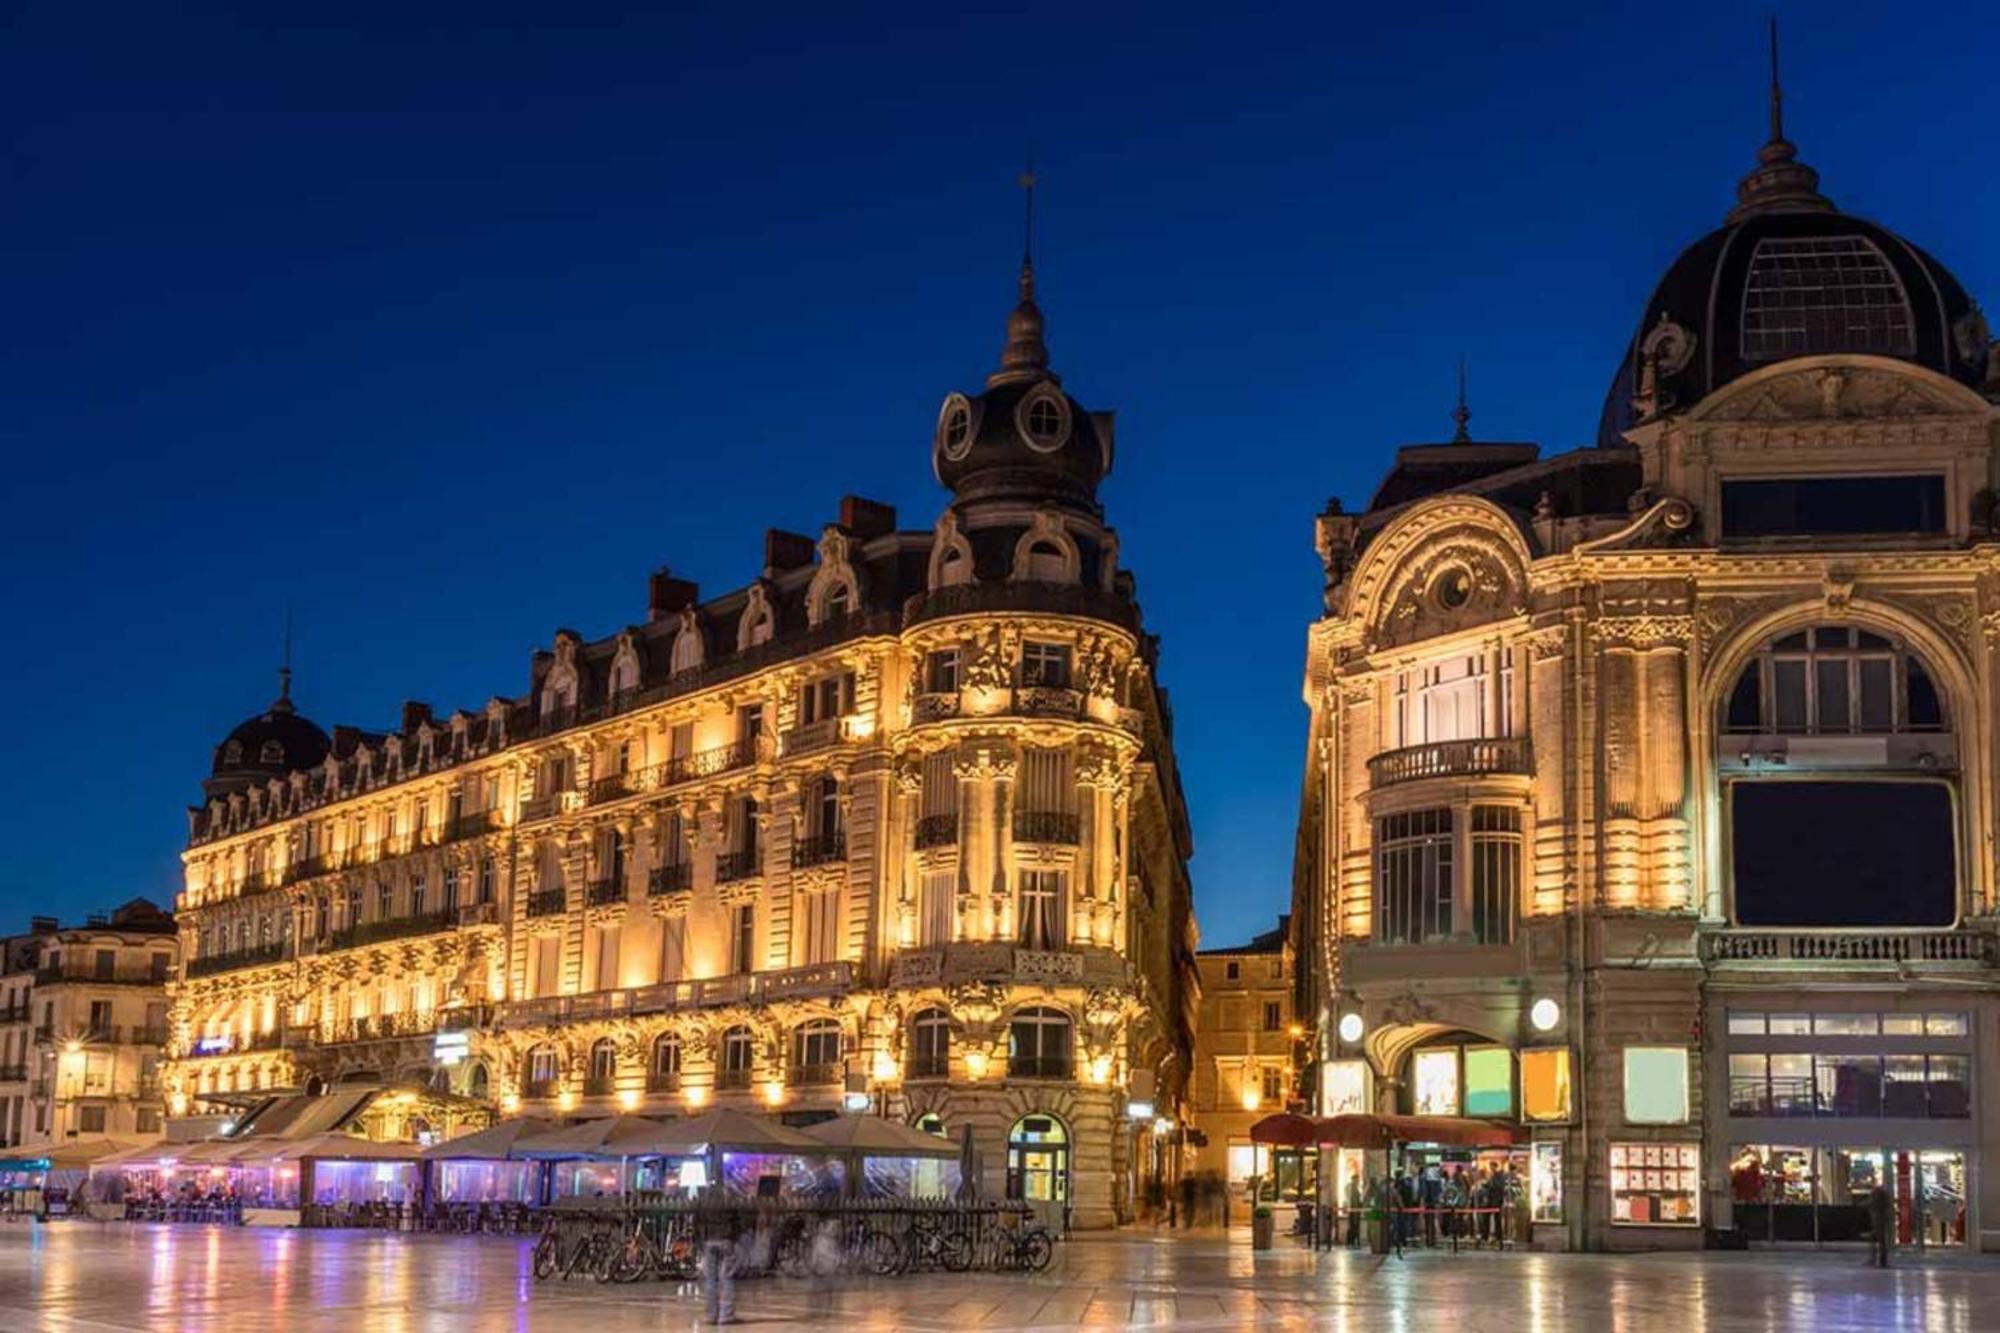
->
[1022,394,1067,451]
[937,395,975,461]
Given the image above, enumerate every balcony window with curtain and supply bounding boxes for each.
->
[1018,870,1066,949]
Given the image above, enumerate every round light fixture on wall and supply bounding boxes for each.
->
[1529,997,1562,1032]
[1337,1012,1366,1045]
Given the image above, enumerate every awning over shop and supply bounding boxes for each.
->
[513,1115,698,1160]
[1250,1113,1520,1149]
[798,1115,958,1159]
[418,1117,555,1162]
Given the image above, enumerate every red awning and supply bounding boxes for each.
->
[1250,1113,1519,1149]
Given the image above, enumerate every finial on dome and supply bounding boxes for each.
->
[1450,357,1473,443]
[273,604,295,714]
[1728,18,1833,223]
[990,158,1055,387]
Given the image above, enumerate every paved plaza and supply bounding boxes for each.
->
[1,1223,1994,1331]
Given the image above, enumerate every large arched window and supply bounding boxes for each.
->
[911,1008,951,1079]
[791,1019,843,1083]
[586,1038,617,1092]
[465,1061,491,1102]
[719,1024,756,1089]
[1007,1007,1072,1080]
[1721,624,1957,930]
[1724,626,1944,735]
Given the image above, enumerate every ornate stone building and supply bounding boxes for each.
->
[167,251,1199,1228]
[1186,916,1300,1218]
[1293,88,2000,1249]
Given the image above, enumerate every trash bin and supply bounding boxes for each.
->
[1250,1207,1275,1250]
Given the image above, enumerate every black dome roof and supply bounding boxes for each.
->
[206,680,330,798]
[1599,133,1989,444]
[931,260,1114,513]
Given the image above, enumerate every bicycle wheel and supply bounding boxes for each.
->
[860,1230,903,1277]
[532,1233,559,1281]
[1020,1231,1054,1273]
[938,1231,973,1272]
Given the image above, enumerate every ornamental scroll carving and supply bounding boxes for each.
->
[1369,529,1526,652]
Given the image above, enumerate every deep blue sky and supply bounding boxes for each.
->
[3,3,1992,950]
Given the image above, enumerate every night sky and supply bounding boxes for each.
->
[4,4,1993,950]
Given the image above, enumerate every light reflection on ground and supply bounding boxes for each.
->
[0,1222,1992,1330]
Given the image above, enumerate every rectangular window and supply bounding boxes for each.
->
[592,925,621,992]
[1261,1066,1285,1102]
[1469,805,1521,944]
[1623,1047,1690,1125]
[1463,1046,1513,1117]
[1375,808,1453,943]
[93,950,116,980]
[925,649,959,694]
[1927,1054,1971,1118]
[1530,1141,1563,1223]
[1521,1048,1572,1123]
[1609,1142,1701,1226]
[1224,960,1240,981]
[79,1105,107,1134]
[1926,1012,1969,1037]
[731,904,756,974]
[918,870,955,947]
[658,916,686,985]
[1262,1002,1282,1032]
[136,1107,161,1135]
[1727,1012,1766,1035]
[1020,641,1072,688]
[1814,1054,1882,1117]
[1721,474,1947,537]
[1730,781,1956,927]
[1729,1054,1770,1115]
[1812,1014,1879,1036]
[801,888,840,965]
[1017,870,1067,949]
[1412,1048,1459,1116]
[1770,1054,1815,1116]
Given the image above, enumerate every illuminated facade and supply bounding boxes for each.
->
[1293,95,2000,1248]
[0,901,176,1149]
[1187,918,1298,1209]
[167,253,1198,1228]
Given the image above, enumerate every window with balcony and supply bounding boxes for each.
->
[791,1020,843,1082]
[911,1008,951,1078]
[798,672,854,726]
[1391,649,1514,749]
[1008,1007,1073,1080]
[525,1044,560,1097]
[720,1024,755,1088]
[925,649,960,695]
[1015,748,1077,844]
[585,1038,617,1094]
[918,871,955,948]
[658,914,686,984]
[651,1033,682,1090]
[730,904,757,975]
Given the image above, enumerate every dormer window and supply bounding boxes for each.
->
[259,740,284,765]
[1026,397,1062,442]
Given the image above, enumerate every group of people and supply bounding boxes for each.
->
[1147,1171,1237,1227]
[1346,1160,1526,1251]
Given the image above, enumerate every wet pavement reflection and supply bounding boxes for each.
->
[1,1223,1993,1330]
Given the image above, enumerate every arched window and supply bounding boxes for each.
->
[791,1019,843,1081]
[720,1024,756,1088]
[609,654,639,698]
[1025,541,1067,582]
[937,544,971,587]
[651,1033,683,1089]
[911,1008,951,1079]
[525,1044,560,1095]
[466,1061,490,1102]
[1724,626,1945,735]
[824,581,852,621]
[1008,1008,1072,1080]
[1005,1112,1069,1206]
[587,1038,617,1090]
[914,1112,946,1137]
[670,616,704,675]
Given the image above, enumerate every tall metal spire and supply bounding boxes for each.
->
[991,156,1054,386]
[1450,358,1473,443]
[274,603,295,713]
[1728,17,1832,222]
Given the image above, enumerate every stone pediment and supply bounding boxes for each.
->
[1689,358,1986,425]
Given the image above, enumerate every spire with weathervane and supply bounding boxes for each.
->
[272,604,296,715]
[1728,19,1834,223]
[991,159,1056,386]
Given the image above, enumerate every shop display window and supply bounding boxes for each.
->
[1610,1142,1700,1226]
[1521,1048,1572,1123]
[1623,1047,1690,1125]
[1463,1046,1512,1117]
[1530,1140,1563,1223]
[1322,1059,1368,1116]
[1412,1048,1459,1116]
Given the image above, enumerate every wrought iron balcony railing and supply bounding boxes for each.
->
[914,814,958,850]
[185,941,288,979]
[1366,737,1531,788]
[715,849,762,884]
[663,741,753,787]
[1012,810,1080,845]
[791,831,847,870]
[649,862,694,896]
[525,887,568,918]
[586,878,626,907]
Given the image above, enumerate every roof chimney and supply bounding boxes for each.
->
[648,568,699,622]
[839,496,897,539]
[764,529,816,574]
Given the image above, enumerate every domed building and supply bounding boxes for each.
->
[1294,68,2000,1253]
[167,227,1199,1229]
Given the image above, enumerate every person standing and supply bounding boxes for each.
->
[1868,1184,1892,1268]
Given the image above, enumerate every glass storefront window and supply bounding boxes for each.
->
[1322,1059,1368,1115]
[1816,1055,1883,1117]
[1770,1054,1814,1116]
[1928,1055,1970,1118]
[1623,1047,1690,1125]
[1814,1014,1879,1036]
[1727,1011,1766,1035]
[1926,1013,1968,1037]
[1521,1048,1572,1122]
[1768,1014,1812,1036]
[1610,1142,1700,1226]
[1729,1054,1769,1115]
[1882,1015,1925,1036]
[1464,1046,1512,1117]
[1530,1141,1563,1223]
[1412,1049,1459,1116]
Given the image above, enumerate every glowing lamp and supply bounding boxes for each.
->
[683,1085,710,1109]
[963,1050,989,1080]
[761,1080,786,1107]
[1240,1087,1262,1113]
[1337,1012,1365,1045]
[499,1093,522,1114]
[1530,998,1561,1032]
[556,1090,577,1112]
[1087,1054,1114,1086]
[617,1089,640,1111]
